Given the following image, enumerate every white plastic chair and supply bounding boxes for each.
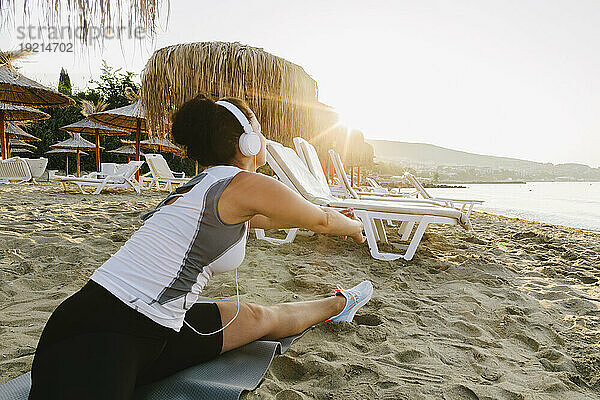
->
[0,157,32,184]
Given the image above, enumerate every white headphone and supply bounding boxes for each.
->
[215,100,262,157]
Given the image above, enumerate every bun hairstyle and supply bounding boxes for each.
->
[171,94,257,166]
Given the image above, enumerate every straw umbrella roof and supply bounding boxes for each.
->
[60,118,129,135]
[88,100,146,132]
[46,148,89,156]
[5,123,40,141]
[9,139,37,149]
[140,138,182,154]
[0,52,74,107]
[1,2,162,45]
[50,133,100,151]
[122,137,183,154]
[0,103,50,122]
[140,42,319,144]
[108,145,145,156]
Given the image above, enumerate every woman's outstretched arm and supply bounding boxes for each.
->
[219,172,365,243]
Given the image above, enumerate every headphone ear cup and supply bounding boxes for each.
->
[239,133,261,157]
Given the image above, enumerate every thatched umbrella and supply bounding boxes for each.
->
[1,1,162,44]
[108,145,145,162]
[5,122,40,141]
[11,148,33,155]
[9,139,37,150]
[0,52,74,107]
[50,133,100,177]
[0,50,74,159]
[46,148,89,176]
[62,99,129,172]
[140,42,319,146]
[139,138,183,155]
[61,119,128,172]
[0,103,49,158]
[88,99,146,162]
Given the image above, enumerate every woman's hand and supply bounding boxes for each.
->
[338,208,366,244]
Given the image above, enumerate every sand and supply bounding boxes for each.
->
[0,183,599,399]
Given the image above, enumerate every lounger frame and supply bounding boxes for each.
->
[50,161,144,194]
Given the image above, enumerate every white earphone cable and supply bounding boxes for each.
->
[183,268,240,336]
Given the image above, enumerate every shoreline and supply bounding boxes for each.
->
[1,183,599,399]
[472,210,600,235]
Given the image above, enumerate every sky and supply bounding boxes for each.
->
[1,0,599,167]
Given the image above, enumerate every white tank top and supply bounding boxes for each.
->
[91,165,248,331]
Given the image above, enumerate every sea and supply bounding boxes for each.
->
[425,182,600,233]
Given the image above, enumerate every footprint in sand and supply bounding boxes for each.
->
[536,347,578,373]
[270,355,306,381]
[394,349,425,363]
[354,313,383,326]
[444,384,480,400]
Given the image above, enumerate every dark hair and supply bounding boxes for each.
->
[171,94,256,166]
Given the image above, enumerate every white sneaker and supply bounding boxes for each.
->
[328,281,373,323]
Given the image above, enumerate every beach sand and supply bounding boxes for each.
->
[1,183,599,399]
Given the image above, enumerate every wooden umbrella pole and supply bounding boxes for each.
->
[195,160,199,175]
[357,166,360,187]
[0,112,6,160]
[66,155,69,175]
[76,148,81,177]
[95,128,101,172]
[350,165,354,187]
[135,118,141,180]
[135,119,141,161]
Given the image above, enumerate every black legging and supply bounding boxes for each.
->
[28,280,223,399]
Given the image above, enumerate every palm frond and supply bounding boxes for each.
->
[0,49,30,69]
[80,99,108,117]
[125,87,140,103]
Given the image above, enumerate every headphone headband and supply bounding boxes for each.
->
[215,100,254,134]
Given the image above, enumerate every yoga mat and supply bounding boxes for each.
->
[0,334,304,400]
[1,296,309,400]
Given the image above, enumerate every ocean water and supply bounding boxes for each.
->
[425,182,600,232]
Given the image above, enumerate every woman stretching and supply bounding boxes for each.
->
[28,94,373,399]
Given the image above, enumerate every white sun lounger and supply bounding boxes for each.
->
[141,154,190,191]
[325,146,482,217]
[294,137,439,207]
[21,158,48,183]
[364,177,418,197]
[0,157,33,184]
[265,140,471,261]
[50,161,144,194]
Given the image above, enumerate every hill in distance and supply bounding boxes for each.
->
[367,140,586,170]
[365,139,600,181]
